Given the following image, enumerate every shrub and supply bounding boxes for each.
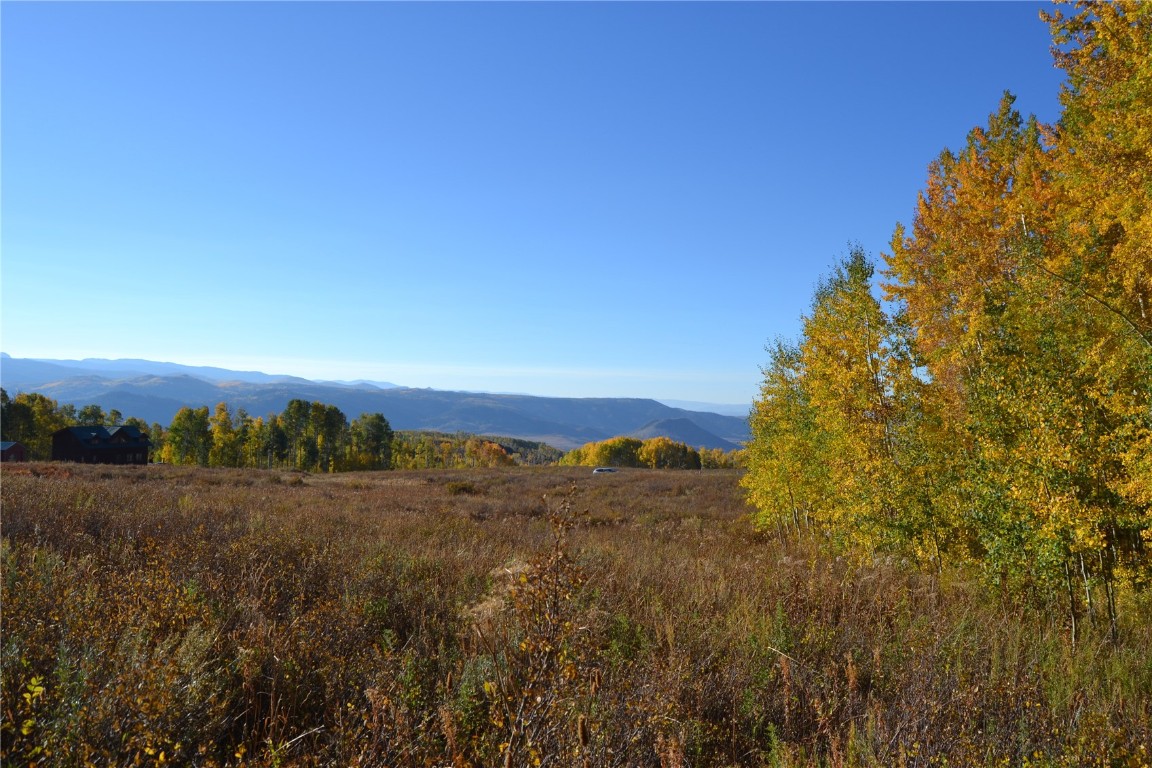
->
[2,464,1148,766]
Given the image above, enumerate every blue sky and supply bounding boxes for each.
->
[1,1,1064,406]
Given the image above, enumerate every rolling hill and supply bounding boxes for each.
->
[629,417,741,452]
[0,356,749,451]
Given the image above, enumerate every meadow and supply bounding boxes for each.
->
[2,463,1149,766]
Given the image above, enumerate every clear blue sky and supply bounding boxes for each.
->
[2,1,1063,405]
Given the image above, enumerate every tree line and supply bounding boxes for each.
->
[162,400,394,472]
[743,2,1150,641]
[390,431,563,469]
[1,391,154,461]
[1,391,395,472]
[3,388,737,472]
[560,435,744,470]
[1,390,568,471]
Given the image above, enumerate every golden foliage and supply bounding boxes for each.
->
[746,1,1152,638]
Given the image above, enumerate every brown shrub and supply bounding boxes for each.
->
[2,463,1149,766]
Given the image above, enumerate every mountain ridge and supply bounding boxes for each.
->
[629,417,740,453]
[1,356,749,451]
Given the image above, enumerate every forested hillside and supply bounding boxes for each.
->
[744,2,1151,641]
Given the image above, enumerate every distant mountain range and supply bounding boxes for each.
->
[0,355,750,451]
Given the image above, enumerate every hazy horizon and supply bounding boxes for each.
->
[2,352,751,416]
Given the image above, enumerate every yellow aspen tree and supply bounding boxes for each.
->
[746,249,929,557]
[885,93,1059,416]
[798,248,925,555]
[1044,1,1152,604]
[166,406,210,466]
[6,392,73,460]
[208,402,240,468]
[743,339,829,537]
[883,94,1079,586]
[1043,0,1152,345]
[638,437,700,469]
[884,28,1151,632]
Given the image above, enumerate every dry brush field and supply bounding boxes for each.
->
[2,463,1149,766]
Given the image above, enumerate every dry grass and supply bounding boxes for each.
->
[2,463,1149,766]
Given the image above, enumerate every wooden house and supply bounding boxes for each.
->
[1,441,27,462]
[52,426,151,465]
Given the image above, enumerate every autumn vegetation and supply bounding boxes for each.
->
[3,3,1151,765]
[2,390,738,473]
[0,392,575,472]
[3,463,1149,767]
[744,1,1151,645]
[559,436,744,470]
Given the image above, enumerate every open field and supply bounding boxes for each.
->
[3,463,1149,766]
